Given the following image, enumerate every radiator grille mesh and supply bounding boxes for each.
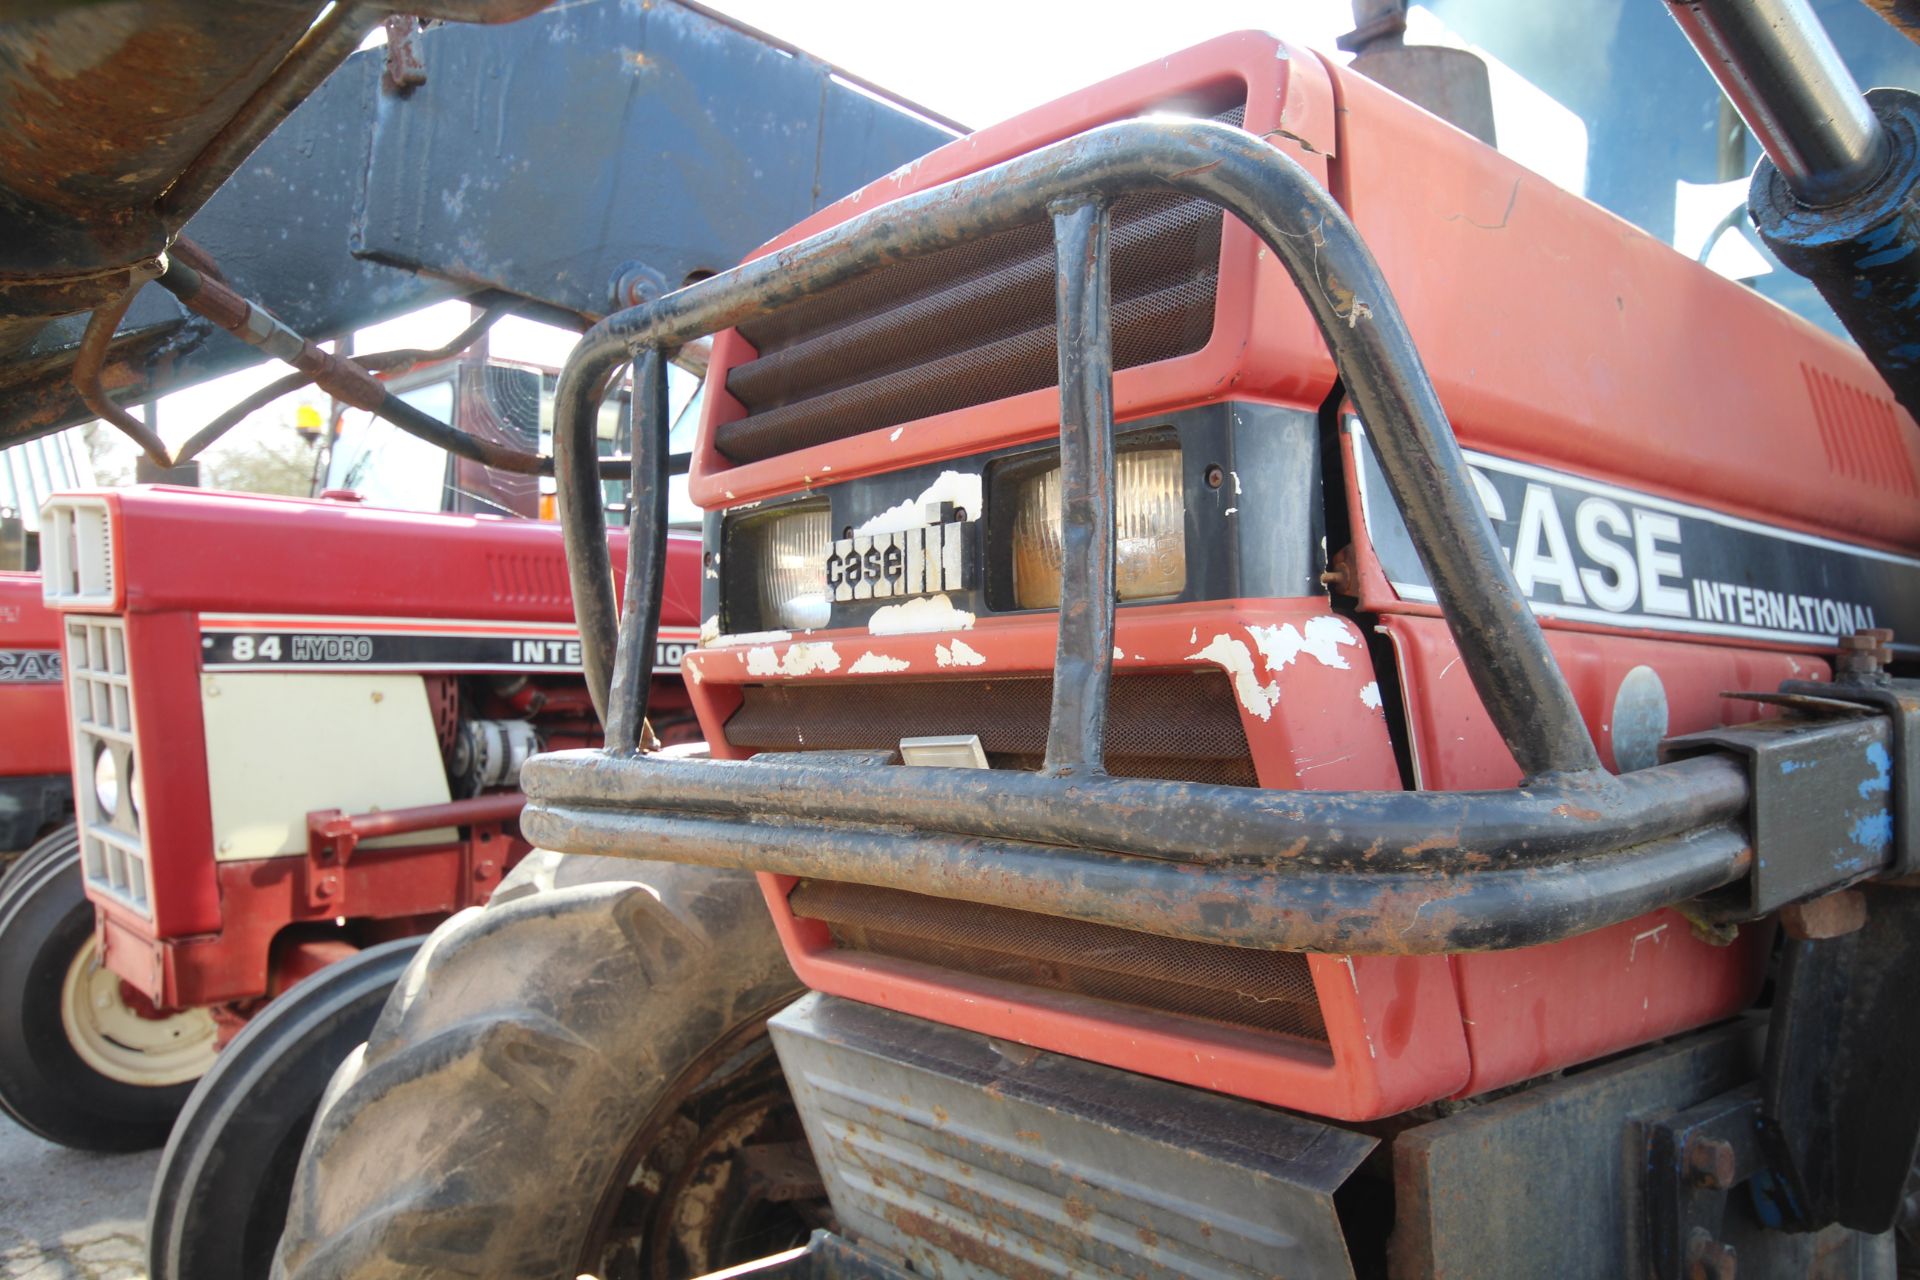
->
[715,105,1245,463]
[790,880,1327,1043]
[724,671,1257,787]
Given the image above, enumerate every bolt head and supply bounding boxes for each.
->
[1687,1136,1738,1190]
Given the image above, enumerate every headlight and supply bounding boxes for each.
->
[753,507,832,630]
[1011,447,1186,609]
[93,743,120,820]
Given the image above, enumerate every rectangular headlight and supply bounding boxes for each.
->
[1010,446,1186,609]
[752,507,832,630]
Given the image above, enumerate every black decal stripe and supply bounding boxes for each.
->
[1351,421,1920,652]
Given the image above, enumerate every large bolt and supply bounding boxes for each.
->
[1687,1135,1739,1190]
[1687,1227,1739,1280]
[1837,627,1895,681]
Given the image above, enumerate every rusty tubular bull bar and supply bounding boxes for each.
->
[528,117,1761,954]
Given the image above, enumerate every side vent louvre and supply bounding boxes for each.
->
[40,496,114,606]
[1803,364,1918,497]
[485,550,569,607]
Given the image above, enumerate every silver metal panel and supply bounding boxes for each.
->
[771,994,1370,1280]
[0,431,92,531]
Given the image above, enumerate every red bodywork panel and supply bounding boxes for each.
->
[672,32,1919,1120]
[48,488,701,1008]
[0,572,67,781]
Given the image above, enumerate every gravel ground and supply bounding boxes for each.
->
[0,1113,156,1280]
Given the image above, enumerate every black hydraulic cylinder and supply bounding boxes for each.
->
[1750,89,1920,423]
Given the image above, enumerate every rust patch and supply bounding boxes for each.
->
[1062,1195,1094,1223]
[1262,126,1320,155]
[1553,803,1603,821]
[1169,159,1223,181]
[882,1205,1056,1280]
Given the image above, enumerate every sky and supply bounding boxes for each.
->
[81,0,1591,489]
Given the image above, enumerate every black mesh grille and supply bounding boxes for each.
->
[790,880,1327,1043]
[715,105,1246,464]
[723,671,1257,787]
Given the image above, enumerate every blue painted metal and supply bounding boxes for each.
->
[0,0,956,451]
[353,0,956,318]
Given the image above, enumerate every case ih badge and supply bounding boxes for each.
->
[0,648,60,682]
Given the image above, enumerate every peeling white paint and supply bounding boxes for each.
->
[744,642,841,677]
[936,638,986,668]
[1223,507,1238,516]
[1247,615,1358,674]
[854,470,982,537]
[1230,470,1242,495]
[1113,646,1125,660]
[869,593,976,636]
[889,427,904,443]
[1359,682,1382,710]
[848,651,911,674]
[700,615,720,645]
[1628,922,1668,962]
[716,628,793,647]
[1187,633,1279,721]
[1339,955,1361,993]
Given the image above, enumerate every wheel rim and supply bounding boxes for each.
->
[586,1016,823,1280]
[59,935,220,1087]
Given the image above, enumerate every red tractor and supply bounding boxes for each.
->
[2,473,703,1261]
[0,573,69,875]
[1,433,93,876]
[0,3,953,1272]
[270,5,1920,1278]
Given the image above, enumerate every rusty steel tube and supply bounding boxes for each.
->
[337,790,526,840]
[520,748,1749,872]
[552,117,1599,779]
[72,280,172,466]
[604,347,671,754]
[1043,198,1117,777]
[519,799,1752,954]
[154,249,629,482]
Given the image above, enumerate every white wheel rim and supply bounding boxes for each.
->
[59,936,219,1087]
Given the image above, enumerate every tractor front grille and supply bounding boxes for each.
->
[723,670,1257,787]
[64,616,150,912]
[789,880,1328,1044]
[715,104,1246,464]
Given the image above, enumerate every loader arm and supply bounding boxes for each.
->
[0,0,959,454]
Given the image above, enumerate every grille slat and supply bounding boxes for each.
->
[716,105,1245,464]
[791,880,1327,1043]
[724,671,1257,787]
[66,616,150,913]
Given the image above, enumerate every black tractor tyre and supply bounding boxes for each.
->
[0,820,80,888]
[148,936,428,1280]
[0,823,216,1150]
[274,851,809,1280]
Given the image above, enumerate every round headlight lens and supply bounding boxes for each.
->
[93,743,120,820]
